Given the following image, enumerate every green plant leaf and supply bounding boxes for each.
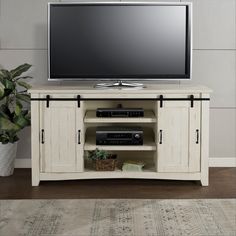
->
[15,76,33,81]
[5,79,15,90]
[13,114,30,128]
[0,131,18,144]
[0,64,32,144]
[10,133,19,143]
[0,69,12,80]
[0,104,11,119]
[0,116,20,131]
[0,109,10,120]
[10,64,32,78]
[16,99,23,108]
[15,103,22,116]
[0,72,3,81]
[0,81,4,99]
[24,110,31,121]
[17,81,32,90]
[0,133,10,144]
[16,94,30,103]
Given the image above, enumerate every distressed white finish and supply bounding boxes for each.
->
[0,143,17,176]
[157,98,200,173]
[0,0,234,165]
[40,101,84,173]
[40,171,201,181]
[29,84,211,94]
[200,93,210,186]
[30,85,211,186]
[14,157,236,169]
[186,0,236,49]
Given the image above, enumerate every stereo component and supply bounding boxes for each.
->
[96,126,143,145]
[96,108,144,117]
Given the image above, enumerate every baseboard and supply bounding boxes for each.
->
[209,157,236,167]
[14,157,236,168]
[14,158,31,168]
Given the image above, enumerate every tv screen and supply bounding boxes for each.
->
[48,3,192,81]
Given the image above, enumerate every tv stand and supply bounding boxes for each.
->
[30,84,211,186]
[95,80,145,88]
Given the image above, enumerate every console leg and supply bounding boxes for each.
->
[201,177,209,186]
[32,174,40,186]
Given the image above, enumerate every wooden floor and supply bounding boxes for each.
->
[0,168,235,199]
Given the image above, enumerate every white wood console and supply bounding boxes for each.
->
[30,85,212,186]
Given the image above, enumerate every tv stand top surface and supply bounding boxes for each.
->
[29,84,212,95]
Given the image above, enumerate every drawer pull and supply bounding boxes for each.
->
[159,130,163,144]
[196,129,199,144]
[78,130,81,144]
[41,129,45,144]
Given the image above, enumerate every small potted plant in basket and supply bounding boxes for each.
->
[88,148,117,171]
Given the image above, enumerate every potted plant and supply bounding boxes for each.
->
[88,148,117,171]
[0,63,32,176]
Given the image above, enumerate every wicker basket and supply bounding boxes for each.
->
[95,159,117,171]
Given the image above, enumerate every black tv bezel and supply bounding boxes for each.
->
[48,2,192,81]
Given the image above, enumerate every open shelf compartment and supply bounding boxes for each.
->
[84,150,157,173]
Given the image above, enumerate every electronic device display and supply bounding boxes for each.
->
[96,108,144,117]
[48,3,192,81]
[96,126,143,145]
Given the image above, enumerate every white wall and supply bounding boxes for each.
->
[0,0,235,163]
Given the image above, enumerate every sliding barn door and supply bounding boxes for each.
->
[40,99,84,173]
[157,98,201,173]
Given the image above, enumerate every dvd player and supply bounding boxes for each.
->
[96,108,144,117]
[96,126,143,145]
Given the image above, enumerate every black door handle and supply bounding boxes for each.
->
[41,129,44,144]
[159,130,163,144]
[196,129,199,144]
[78,130,81,144]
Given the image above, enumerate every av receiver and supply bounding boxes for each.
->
[96,108,144,117]
[96,126,143,145]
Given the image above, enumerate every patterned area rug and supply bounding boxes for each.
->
[0,199,235,236]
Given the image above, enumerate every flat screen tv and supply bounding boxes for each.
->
[48,2,192,82]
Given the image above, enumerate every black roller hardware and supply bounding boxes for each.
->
[46,95,50,108]
[160,95,163,107]
[77,95,80,107]
[31,97,210,102]
[190,95,194,107]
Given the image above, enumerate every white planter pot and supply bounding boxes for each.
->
[0,142,18,176]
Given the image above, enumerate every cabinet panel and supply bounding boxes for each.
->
[40,101,83,173]
[157,101,200,172]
